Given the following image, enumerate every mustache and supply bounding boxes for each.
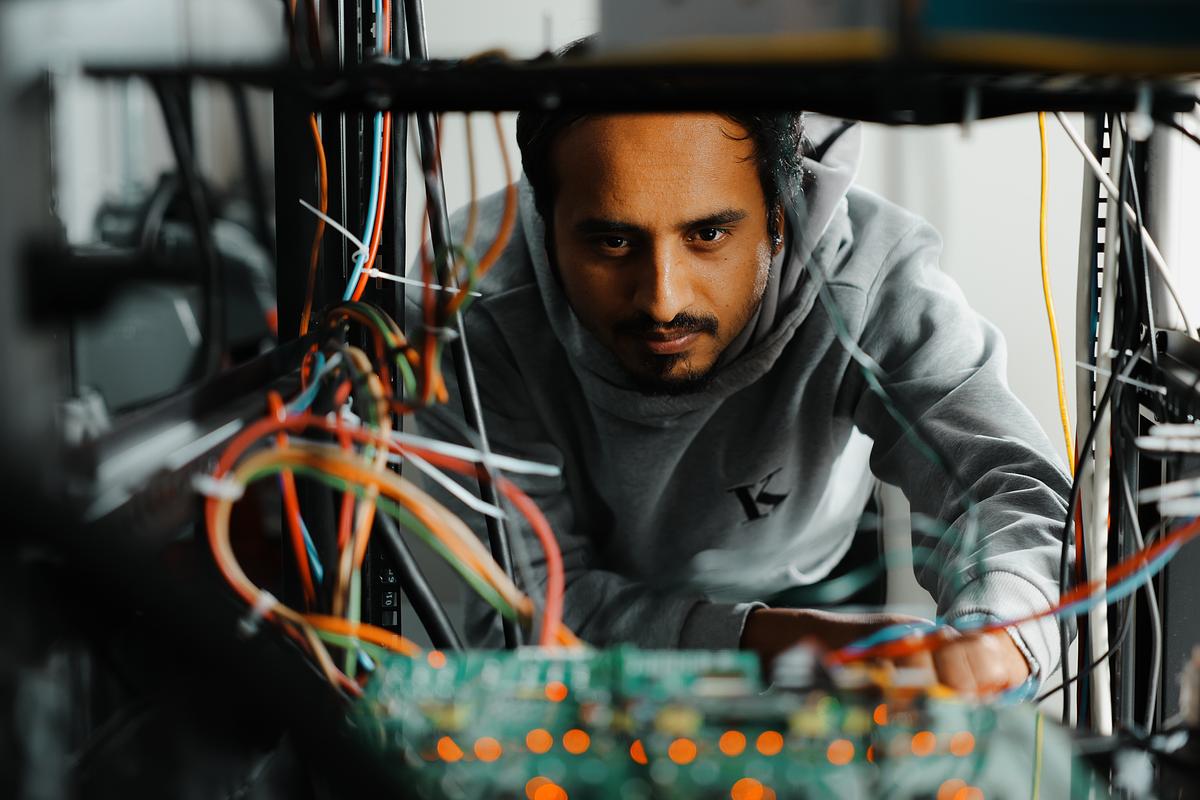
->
[613,312,718,338]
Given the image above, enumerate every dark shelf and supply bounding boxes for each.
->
[87,57,1198,125]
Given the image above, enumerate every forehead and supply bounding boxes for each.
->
[549,113,763,223]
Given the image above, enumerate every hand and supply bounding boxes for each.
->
[741,608,1031,695]
[929,629,1031,695]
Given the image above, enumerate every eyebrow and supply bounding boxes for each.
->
[572,207,749,237]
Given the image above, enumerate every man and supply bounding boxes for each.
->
[412,107,1070,695]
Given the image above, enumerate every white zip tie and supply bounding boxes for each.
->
[393,450,507,519]
[1075,360,1167,395]
[237,591,278,638]
[1140,476,1200,504]
[299,199,369,259]
[192,473,245,501]
[1157,499,1200,517]
[1148,423,1200,439]
[365,269,482,298]
[1136,436,1200,454]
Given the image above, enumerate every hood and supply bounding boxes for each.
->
[521,114,863,423]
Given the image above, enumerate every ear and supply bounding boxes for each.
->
[770,205,786,256]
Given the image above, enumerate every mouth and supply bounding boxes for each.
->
[631,330,702,356]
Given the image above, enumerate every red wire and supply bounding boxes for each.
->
[351,0,392,302]
[204,412,567,646]
[827,515,1200,665]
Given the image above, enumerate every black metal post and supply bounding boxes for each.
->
[404,0,521,649]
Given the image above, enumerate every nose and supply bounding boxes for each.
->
[631,243,695,325]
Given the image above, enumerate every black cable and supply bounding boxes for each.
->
[153,79,225,379]
[230,84,276,265]
[405,0,521,650]
[1056,341,1148,723]
[1161,116,1200,151]
[374,511,464,651]
[1038,584,1136,702]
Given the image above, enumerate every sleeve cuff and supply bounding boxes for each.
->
[678,601,766,650]
[942,572,1059,689]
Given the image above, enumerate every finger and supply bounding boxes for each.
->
[963,635,1023,693]
[932,640,978,695]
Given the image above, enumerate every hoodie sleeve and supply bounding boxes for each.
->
[840,221,1072,684]
[406,291,760,651]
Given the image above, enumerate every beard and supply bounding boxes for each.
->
[628,351,716,396]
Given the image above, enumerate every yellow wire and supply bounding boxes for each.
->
[1031,713,1045,800]
[1038,112,1075,475]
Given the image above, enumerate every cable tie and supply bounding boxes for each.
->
[364,269,483,297]
[237,591,278,638]
[424,326,460,343]
[1129,83,1155,142]
[191,473,245,502]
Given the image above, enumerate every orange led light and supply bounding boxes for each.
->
[873,704,888,726]
[668,738,697,765]
[865,744,876,763]
[629,738,648,765]
[562,728,590,755]
[952,787,984,800]
[911,731,937,757]
[473,736,502,762]
[533,783,568,800]
[436,736,463,762]
[718,730,746,757]
[761,789,777,800]
[730,777,765,800]
[826,738,854,766]
[525,777,550,800]
[427,650,447,669]
[756,730,784,756]
[526,729,553,754]
[937,779,967,800]
[545,681,569,703]
[949,731,975,757]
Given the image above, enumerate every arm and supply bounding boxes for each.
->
[838,221,1072,688]
[409,297,758,650]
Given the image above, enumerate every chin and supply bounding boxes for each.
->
[628,354,716,396]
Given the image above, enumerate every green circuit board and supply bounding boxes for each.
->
[351,647,1098,799]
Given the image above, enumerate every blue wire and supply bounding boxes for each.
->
[342,0,387,301]
[298,516,325,585]
[288,352,326,413]
[342,113,385,301]
[838,538,1186,661]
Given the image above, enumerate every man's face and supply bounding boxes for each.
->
[549,113,777,394]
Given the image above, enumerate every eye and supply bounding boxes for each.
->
[601,236,630,250]
[692,227,729,244]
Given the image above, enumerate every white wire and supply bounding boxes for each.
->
[365,268,482,297]
[1087,120,1123,737]
[1054,112,1197,338]
[299,198,369,260]
[388,450,506,520]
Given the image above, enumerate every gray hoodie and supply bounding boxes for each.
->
[409,116,1071,684]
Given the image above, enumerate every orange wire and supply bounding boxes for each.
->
[827,515,1200,665]
[351,112,393,301]
[351,0,392,302]
[204,412,569,645]
[299,114,329,336]
[268,391,317,608]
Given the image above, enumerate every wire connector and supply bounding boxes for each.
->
[237,591,278,639]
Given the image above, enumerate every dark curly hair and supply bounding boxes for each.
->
[515,39,804,244]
